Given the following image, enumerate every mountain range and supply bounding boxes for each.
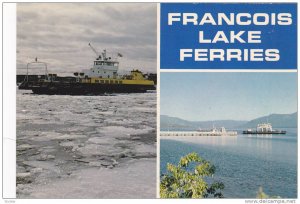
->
[160,112,297,131]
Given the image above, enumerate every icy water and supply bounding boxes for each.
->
[160,129,297,198]
[16,90,156,198]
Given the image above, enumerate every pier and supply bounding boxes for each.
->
[160,127,237,137]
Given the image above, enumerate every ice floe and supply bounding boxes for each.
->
[16,90,156,198]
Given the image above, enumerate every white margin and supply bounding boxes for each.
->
[156,2,161,199]
[2,3,17,199]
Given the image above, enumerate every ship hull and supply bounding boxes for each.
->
[31,82,155,95]
[242,130,286,134]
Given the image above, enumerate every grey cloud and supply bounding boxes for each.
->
[17,3,157,75]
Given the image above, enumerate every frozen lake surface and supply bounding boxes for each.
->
[17,90,156,198]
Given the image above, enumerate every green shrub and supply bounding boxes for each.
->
[160,152,224,198]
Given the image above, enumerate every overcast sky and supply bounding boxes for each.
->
[17,3,156,76]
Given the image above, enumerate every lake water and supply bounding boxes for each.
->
[160,129,297,198]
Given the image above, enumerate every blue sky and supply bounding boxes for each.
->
[160,72,297,121]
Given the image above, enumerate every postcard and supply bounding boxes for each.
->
[1,1,298,202]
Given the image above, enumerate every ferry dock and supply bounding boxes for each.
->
[160,127,237,137]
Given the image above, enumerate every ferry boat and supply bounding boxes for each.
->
[160,127,237,137]
[19,44,155,95]
[242,123,286,134]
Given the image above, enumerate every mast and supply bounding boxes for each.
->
[26,58,48,82]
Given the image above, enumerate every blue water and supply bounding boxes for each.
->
[160,128,297,198]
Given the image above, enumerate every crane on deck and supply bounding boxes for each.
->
[88,43,102,60]
[88,43,122,60]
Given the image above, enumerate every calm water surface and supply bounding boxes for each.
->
[160,129,297,198]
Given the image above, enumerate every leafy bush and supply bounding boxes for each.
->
[256,187,281,199]
[160,152,224,198]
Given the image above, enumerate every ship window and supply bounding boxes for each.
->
[115,80,118,84]
[105,80,109,83]
[95,80,99,83]
[119,81,122,84]
[110,80,113,84]
[100,80,104,83]
[105,62,112,66]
